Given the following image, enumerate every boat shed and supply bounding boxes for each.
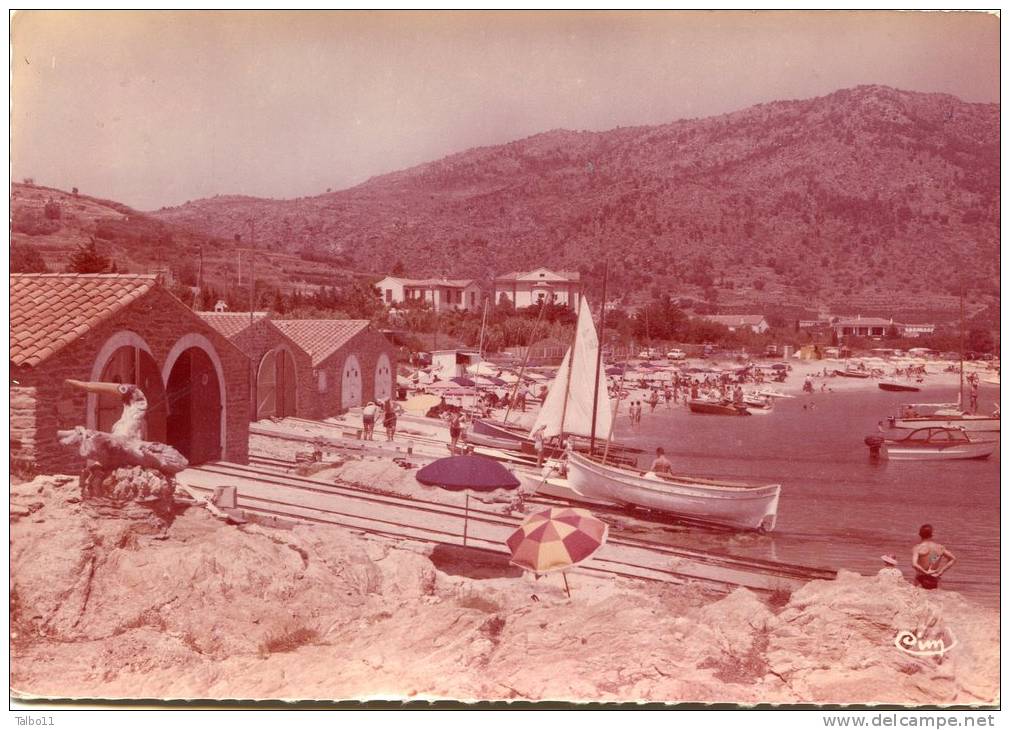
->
[272,319,397,417]
[198,312,313,421]
[10,274,251,474]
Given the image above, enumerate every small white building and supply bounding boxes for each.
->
[375,276,483,313]
[832,316,895,338]
[704,314,771,334]
[492,268,581,310]
[902,323,936,338]
[431,349,481,379]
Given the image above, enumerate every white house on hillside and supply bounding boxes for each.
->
[703,314,770,334]
[492,268,582,309]
[375,276,483,313]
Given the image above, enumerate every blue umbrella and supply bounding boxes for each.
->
[417,455,521,546]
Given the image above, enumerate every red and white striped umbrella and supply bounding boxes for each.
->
[506,507,608,580]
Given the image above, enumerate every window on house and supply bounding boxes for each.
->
[385,289,393,303]
[469,292,475,305]
[317,370,328,393]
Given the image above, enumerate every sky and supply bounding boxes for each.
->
[10,10,1000,211]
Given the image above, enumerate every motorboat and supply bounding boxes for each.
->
[878,381,921,393]
[835,368,871,379]
[566,452,781,532]
[756,389,795,399]
[888,402,1000,433]
[688,399,751,416]
[864,427,996,461]
[742,394,774,415]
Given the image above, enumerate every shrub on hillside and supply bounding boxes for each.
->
[10,243,49,273]
[11,210,60,237]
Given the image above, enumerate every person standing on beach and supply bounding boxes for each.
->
[382,399,401,442]
[448,411,462,454]
[361,401,377,440]
[533,425,546,467]
[912,524,956,590]
[969,378,979,413]
[649,390,659,413]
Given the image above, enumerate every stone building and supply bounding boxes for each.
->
[197,312,314,421]
[272,320,397,417]
[10,274,250,474]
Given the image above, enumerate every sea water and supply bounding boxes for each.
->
[612,383,1000,607]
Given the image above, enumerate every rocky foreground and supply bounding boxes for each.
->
[10,475,999,704]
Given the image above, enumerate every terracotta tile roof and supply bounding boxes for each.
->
[381,276,476,288]
[10,274,158,367]
[197,311,269,340]
[495,269,580,282]
[273,319,371,366]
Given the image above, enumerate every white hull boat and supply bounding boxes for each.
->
[866,427,996,461]
[891,415,1000,433]
[566,452,781,532]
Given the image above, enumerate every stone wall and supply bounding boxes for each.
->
[230,319,315,421]
[310,327,398,420]
[11,286,251,474]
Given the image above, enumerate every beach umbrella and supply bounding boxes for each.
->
[506,506,609,597]
[605,366,625,376]
[451,376,477,387]
[416,455,521,546]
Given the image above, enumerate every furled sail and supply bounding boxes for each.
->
[529,297,612,439]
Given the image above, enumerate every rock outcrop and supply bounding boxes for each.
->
[10,475,999,704]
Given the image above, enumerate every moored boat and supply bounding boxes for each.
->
[888,403,1000,433]
[864,427,996,461]
[835,368,871,379]
[566,452,781,532]
[688,399,751,416]
[742,394,773,414]
[878,381,921,392]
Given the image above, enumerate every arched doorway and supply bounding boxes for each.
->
[341,354,362,410]
[256,347,298,420]
[165,347,222,465]
[374,353,392,402]
[95,345,168,442]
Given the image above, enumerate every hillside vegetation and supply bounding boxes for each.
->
[150,85,998,321]
[9,183,364,307]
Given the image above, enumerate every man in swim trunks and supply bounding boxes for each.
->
[650,447,673,475]
[912,524,956,590]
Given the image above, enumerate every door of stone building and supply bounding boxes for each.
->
[341,354,362,410]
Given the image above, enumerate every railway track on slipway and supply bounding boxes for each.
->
[177,457,835,593]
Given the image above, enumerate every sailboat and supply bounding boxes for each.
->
[884,288,1000,433]
[537,298,782,532]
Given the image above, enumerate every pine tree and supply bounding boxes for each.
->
[68,238,112,274]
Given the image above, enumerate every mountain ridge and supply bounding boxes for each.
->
[41,84,1007,318]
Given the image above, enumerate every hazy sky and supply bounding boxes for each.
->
[10,10,1000,210]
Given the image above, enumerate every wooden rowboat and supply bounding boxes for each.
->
[566,452,781,532]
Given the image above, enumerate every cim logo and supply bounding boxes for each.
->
[894,628,957,657]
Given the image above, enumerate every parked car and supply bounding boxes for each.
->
[637,348,660,360]
[666,349,687,360]
[765,345,778,357]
